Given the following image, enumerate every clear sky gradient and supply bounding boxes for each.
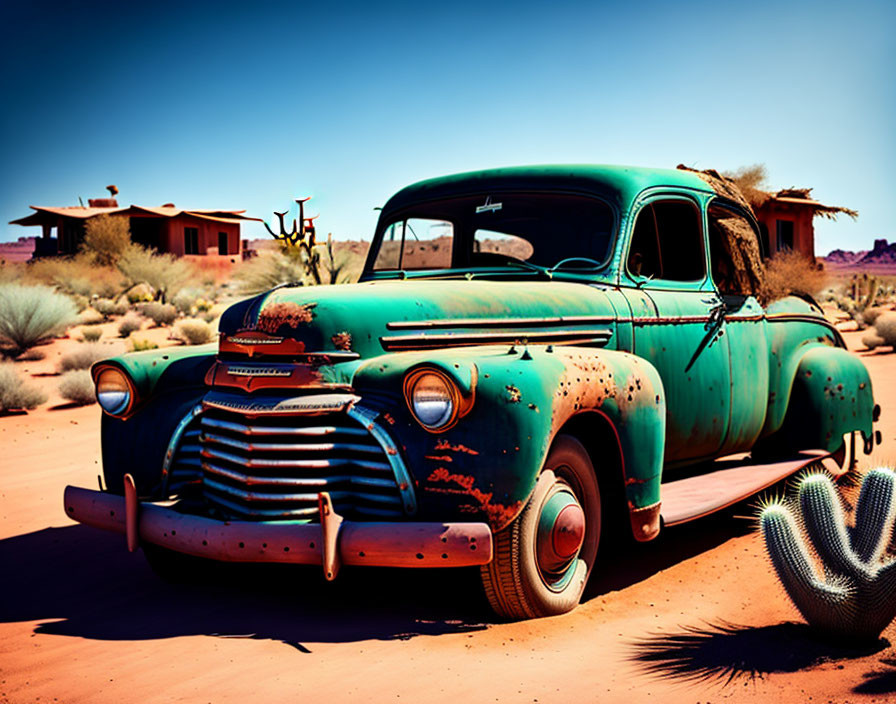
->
[1,0,893,255]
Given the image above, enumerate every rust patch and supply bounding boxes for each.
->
[331,331,353,351]
[506,385,522,403]
[255,302,316,334]
[425,467,522,527]
[424,455,454,462]
[434,439,480,455]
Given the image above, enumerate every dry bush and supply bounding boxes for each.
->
[874,312,896,348]
[862,307,886,328]
[0,363,47,411]
[722,164,768,211]
[173,318,216,345]
[0,283,78,356]
[81,215,131,266]
[118,246,192,303]
[118,312,144,337]
[765,250,827,302]
[80,326,103,342]
[57,343,109,373]
[861,332,885,350]
[172,289,199,315]
[129,338,158,352]
[79,309,105,326]
[139,302,178,327]
[25,255,123,299]
[235,249,309,295]
[58,370,96,405]
[92,298,117,318]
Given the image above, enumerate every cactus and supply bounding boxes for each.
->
[759,468,896,640]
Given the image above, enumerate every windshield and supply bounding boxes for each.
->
[368,192,615,274]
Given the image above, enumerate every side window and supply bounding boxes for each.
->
[373,218,454,270]
[628,200,704,281]
[708,202,764,296]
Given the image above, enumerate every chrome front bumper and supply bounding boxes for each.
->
[64,475,492,580]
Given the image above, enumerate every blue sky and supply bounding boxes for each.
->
[1,0,893,254]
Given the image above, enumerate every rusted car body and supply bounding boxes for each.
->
[65,165,878,618]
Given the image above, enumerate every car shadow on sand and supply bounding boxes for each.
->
[629,621,892,690]
[0,524,492,651]
[2,511,765,651]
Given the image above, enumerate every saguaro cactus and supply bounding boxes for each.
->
[759,468,896,640]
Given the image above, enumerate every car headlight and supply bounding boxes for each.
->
[403,368,462,431]
[93,365,136,417]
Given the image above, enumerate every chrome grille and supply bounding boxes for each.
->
[198,406,408,520]
[163,407,204,497]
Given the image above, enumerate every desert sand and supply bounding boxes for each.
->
[1,328,894,704]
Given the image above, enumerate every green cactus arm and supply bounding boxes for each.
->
[760,506,852,622]
[851,467,896,565]
[798,474,873,580]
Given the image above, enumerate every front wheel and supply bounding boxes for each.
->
[480,435,601,619]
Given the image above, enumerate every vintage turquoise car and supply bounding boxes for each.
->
[65,165,880,619]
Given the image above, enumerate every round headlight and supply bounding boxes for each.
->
[405,370,458,430]
[95,366,134,417]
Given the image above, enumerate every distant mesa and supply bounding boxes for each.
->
[825,239,896,267]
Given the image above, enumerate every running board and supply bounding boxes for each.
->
[660,450,843,527]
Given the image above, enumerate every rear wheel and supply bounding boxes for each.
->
[480,435,601,619]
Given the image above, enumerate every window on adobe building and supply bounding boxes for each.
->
[776,220,794,251]
[184,227,199,254]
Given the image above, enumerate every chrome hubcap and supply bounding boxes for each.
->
[536,486,586,584]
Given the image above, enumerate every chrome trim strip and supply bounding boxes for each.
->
[386,315,617,330]
[200,431,383,456]
[201,416,368,437]
[203,477,403,505]
[380,328,612,350]
[161,404,204,496]
[200,446,392,472]
[348,404,419,516]
[202,461,397,489]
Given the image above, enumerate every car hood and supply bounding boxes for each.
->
[218,280,619,360]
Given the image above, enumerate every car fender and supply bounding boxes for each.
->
[351,345,666,533]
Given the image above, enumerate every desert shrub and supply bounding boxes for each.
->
[139,302,178,327]
[118,246,192,303]
[78,308,104,325]
[201,310,219,324]
[0,283,78,355]
[874,312,896,348]
[765,250,827,302]
[173,318,215,345]
[57,343,108,373]
[235,249,309,295]
[129,338,158,352]
[70,294,89,312]
[861,332,884,350]
[81,215,131,267]
[58,370,96,405]
[25,255,123,299]
[861,307,885,328]
[118,312,144,337]
[80,326,103,342]
[172,289,199,315]
[92,298,117,318]
[0,363,47,411]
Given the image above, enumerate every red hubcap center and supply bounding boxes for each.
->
[551,504,586,559]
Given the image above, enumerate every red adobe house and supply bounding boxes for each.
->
[10,195,260,259]
[752,188,858,260]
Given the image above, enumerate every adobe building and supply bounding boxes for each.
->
[752,188,858,261]
[10,189,260,259]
